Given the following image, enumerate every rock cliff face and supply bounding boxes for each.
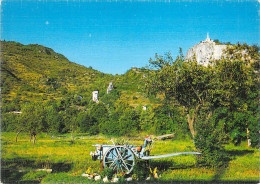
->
[185,35,227,66]
[107,82,113,94]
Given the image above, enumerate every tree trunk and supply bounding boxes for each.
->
[247,128,251,147]
[186,105,200,138]
[29,133,32,142]
[33,134,36,145]
[15,130,22,142]
[187,114,196,138]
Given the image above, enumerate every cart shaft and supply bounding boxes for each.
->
[141,152,201,160]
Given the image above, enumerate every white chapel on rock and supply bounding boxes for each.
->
[185,33,227,66]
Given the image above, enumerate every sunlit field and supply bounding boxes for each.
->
[1,132,259,183]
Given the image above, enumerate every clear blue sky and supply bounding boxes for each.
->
[1,0,259,75]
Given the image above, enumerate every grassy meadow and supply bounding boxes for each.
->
[1,132,259,183]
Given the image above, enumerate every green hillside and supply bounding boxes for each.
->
[1,41,112,103]
[1,41,166,136]
[1,41,153,109]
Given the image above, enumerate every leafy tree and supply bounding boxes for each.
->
[146,51,214,138]
[211,46,259,145]
[248,114,259,147]
[45,105,64,135]
[100,88,120,108]
[2,112,20,139]
[78,111,99,134]
[145,44,259,144]
[89,102,109,125]
[63,106,80,139]
[138,105,155,132]
[145,104,176,135]
[100,120,120,136]
[100,101,140,136]
[19,102,47,144]
[108,100,129,123]
[118,109,140,136]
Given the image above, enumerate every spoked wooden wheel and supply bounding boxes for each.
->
[103,146,135,174]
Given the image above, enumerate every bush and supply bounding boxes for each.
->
[132,160,149,181]
[101,168,114,180]
[194,120,230,168]
[118,110,140,136]
[152,113,175,135]
[248,115,260,148]
[100,121,120,136]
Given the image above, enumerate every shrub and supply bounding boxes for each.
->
[132,160,149,180]
[194,120,230,168]
[248,115,260,148]
[100,121,120,136]
[101,168,114,180]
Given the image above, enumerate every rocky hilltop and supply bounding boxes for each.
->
[185,34,227,65]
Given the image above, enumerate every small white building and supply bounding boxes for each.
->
[92,91,99,103]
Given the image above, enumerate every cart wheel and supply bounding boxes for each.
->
[103,146,135,174]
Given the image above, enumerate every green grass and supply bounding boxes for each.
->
[41,172,98,184]
[1,132,259,183]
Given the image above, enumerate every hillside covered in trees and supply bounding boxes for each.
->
[1,41,149,106]
[1,41,166,140]
[1,41,259,149]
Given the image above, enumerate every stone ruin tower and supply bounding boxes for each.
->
[92,91,99,103]
[107,82,113,94]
